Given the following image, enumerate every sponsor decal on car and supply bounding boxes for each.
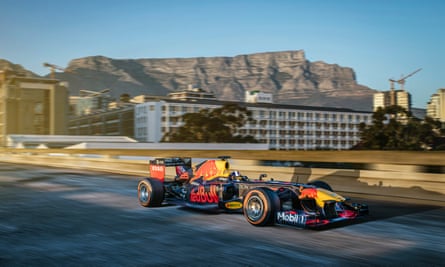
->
[149,164,165,181]
[276,211,307,226]
[225,201,243,209]
[299,188,318,199]
[190,185,219,203]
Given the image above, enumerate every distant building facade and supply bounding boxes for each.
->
[427,88,445,122]
[0,69,68,146]
[373,90,412,112]
[245,90,273,103]
[134,99,372,150]
[68,87,372,150]
[71,89,113,116]
[68,104,134,137]
[168,85,216,101]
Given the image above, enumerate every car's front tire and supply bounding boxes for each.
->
[243,188,279,226]
[138,178,164,207]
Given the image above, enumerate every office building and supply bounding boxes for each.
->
[72,89,113,116]
[0,69,68,146]
[68,104,134,137]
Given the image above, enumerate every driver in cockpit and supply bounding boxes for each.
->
[229,170,248,181]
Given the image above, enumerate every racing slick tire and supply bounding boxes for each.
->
[138,178,164,207]
[243,188,280,226]
[308,180,333,191]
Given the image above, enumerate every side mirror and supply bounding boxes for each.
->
[259,174,267,181]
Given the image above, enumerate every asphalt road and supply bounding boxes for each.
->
[0,162,444,266]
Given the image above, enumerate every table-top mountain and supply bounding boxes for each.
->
[2,50,376,111]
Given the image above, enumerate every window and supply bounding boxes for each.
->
[259,110,265,118]
[270,111,276,118]
[298,112,304,120]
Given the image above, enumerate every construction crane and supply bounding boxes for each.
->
[389,68,422,91]
[388,68,422,105]
[43,62,66,79]
[79,89,111,97]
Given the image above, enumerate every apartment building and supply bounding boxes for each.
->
[427,88,445,122]
[373,90,412,112]
[134,99,372,150]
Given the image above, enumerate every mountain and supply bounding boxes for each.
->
[3,50,377,111]
[0,59,38,77]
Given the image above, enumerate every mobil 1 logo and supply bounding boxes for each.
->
[276,211,307,226]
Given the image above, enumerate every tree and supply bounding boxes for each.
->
[356,105,445,150]
[162,104,257,143]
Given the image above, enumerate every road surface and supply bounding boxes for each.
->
[0,162,444,266]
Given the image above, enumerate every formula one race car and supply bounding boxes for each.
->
[137,156,368,229]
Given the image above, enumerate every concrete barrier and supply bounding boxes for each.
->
[0,151,444,203]
[230,162,445,202]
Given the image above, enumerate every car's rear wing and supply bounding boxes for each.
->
[149,157,192,182]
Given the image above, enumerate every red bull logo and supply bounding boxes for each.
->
[189,185,219,203]
[193,160,218,180]
[190,159,230,182]
[299,188,318,199]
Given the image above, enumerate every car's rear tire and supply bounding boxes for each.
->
[308,180,333,191]
[138,178,164,207]
[243,188,279,226]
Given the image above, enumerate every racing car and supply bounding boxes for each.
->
[137,156,368,229]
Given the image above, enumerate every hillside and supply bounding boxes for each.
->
[0,60,38,77]
[1,51,377,111]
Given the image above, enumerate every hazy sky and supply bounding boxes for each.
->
[1,0,444,108]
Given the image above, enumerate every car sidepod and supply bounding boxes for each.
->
[184,182,221,210]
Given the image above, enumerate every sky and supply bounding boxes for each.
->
[1,0,444,108]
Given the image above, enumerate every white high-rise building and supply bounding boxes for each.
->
[134,98,372,150]
[373,90,411,112]
[427,88,445,122]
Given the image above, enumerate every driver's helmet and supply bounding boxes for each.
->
[230,170,240,177]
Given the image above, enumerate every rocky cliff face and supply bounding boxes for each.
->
[3,50,376,111]
[0,60,38,77]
